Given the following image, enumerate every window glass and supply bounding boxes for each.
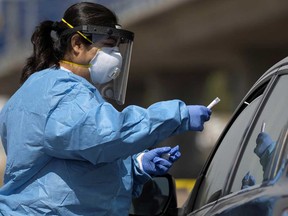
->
[193,95,262,209]
[230,75,288,192]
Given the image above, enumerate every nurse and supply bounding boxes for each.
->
[0,2,211,215]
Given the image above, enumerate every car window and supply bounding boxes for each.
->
[230,75,288,192]
[193,94,263,209]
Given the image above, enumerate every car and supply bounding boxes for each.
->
[129,56,288,216]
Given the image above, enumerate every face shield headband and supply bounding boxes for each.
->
[61,19,134,105]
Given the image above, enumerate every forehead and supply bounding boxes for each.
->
[92,36,118,47]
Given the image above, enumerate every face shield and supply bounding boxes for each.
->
[96,41,133,105]
[61,22,134,105]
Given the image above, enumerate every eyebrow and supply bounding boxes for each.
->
[103,38,117,46]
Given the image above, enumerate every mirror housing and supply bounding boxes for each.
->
[129,174,177,215]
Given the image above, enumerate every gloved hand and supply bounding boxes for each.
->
[142,146,181,176]
[187,105,211,131]
[254,132,275,158]
[167,145,181,162]
[241,171,256,189]
[254,132,276,174]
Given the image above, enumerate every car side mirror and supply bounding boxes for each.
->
[129,174,177,216]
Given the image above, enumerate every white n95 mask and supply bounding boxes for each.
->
[89,47,122,85]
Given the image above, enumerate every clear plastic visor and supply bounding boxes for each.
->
[95,39,133,105]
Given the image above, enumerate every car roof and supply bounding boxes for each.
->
[257,56,288,83]
[247,56,288,96]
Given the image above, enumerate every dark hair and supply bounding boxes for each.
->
[20,2,118,83]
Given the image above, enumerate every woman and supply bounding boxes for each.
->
[0,2,211,215]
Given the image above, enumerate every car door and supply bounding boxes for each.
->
[183,70,275,216]
[208,70,288,215]
[129,64,288,216]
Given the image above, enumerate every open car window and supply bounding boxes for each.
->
[193,94,264,209]
[230,74,288,192]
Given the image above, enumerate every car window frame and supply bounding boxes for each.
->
[183,68,280,214]
[224,75,278,193]
[268,121,288,181]
[225,69,288,195]
[211,117,288,213]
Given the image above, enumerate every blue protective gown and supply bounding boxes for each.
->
[0,68,191,215]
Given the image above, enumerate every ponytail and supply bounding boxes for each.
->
[21,2,118,84]
[20,21,60,84]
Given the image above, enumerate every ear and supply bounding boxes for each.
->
[70,34,86,56]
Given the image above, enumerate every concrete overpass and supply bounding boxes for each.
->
[123,0,288,107]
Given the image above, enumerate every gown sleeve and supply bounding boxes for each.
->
[131,153,151,197]
[43,80,190,165]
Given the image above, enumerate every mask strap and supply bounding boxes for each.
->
[60,60,91,68]
[61,18,93,44]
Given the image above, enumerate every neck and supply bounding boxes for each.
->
[60,60,91,68]
[59,60,91,81]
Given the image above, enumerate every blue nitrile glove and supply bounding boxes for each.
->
[254,132,276,158]
[167,145,181,162]
[142,146,180,176]
[254,132,276,175]
[241,171,256,189]
[187,105,211,131]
